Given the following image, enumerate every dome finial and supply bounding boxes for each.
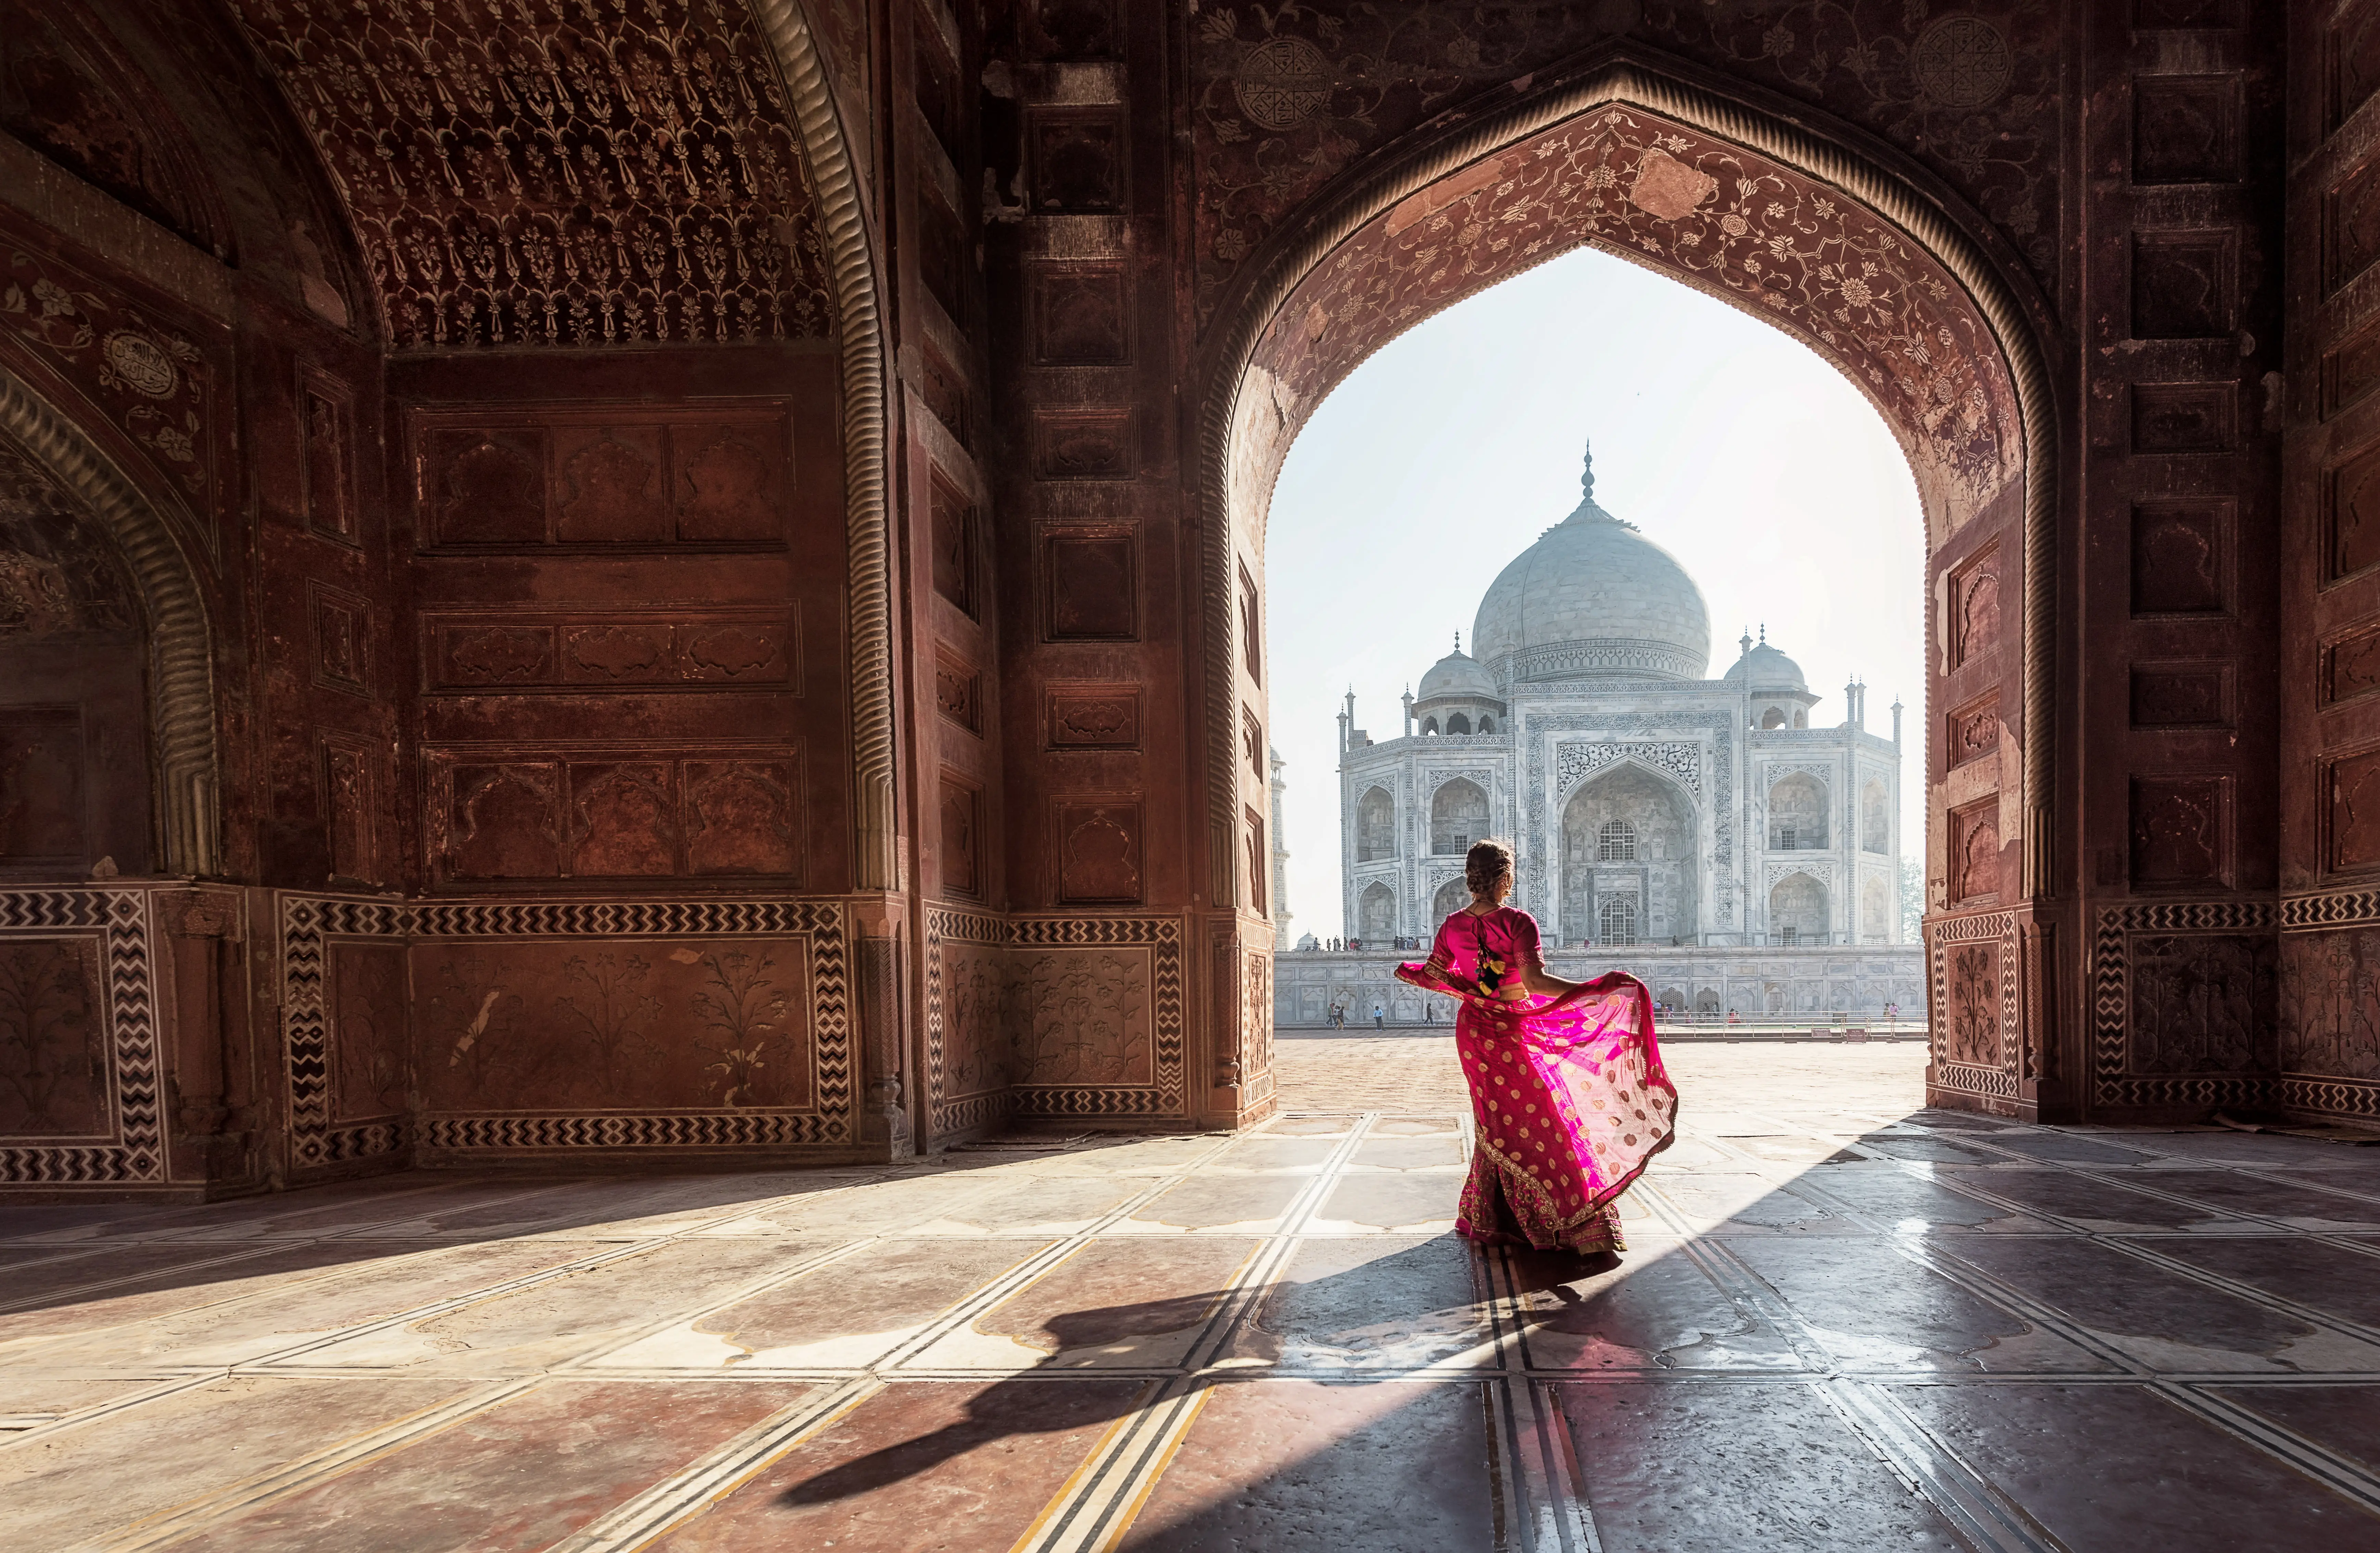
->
[1453,630,1461,654]
[1580,440,1595,501]
[1758,622,1767,645]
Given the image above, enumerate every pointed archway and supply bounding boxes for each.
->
[1200,44,2060,1122]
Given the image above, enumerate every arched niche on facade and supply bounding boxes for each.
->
[1201,44,2057,1099]
[1562,762,1696,946]
[1770,873,1830,944]
[0,365,216,876]
[1768,773,1828,850]
[1446,712,1472,735]
[1862,872,1894,943]
[1861,780,1890,854]
[1357,880,1396,942]
[1355,784,1395,862]
[1429,777,1488,855]
[1431,876,1469,921]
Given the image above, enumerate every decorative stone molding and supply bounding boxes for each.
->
[754,0,896,892]
[1556,741,1703,801]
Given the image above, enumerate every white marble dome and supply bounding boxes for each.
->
[1724,639,1808,690]
[1471,450,1711,683]
[1416,639,1498,702]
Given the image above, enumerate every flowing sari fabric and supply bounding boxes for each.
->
[1396,907,1678,1254]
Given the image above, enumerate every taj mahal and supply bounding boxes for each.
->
[1276,445,1927,1026]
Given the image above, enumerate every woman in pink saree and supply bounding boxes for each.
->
[1396,839,1678,1255]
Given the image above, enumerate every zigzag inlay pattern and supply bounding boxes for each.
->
[0,888,160,1185]
[279,892,409,1171]
[2281,888,2380,931]
[2277,1075,2380,1118]
[421,1112,829,1149]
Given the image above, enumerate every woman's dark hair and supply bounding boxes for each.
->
[1464,838,1515,897]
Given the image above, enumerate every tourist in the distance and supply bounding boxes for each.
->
[1397,838,1677,1257]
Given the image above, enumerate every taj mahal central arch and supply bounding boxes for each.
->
[1200,46,2060,1120]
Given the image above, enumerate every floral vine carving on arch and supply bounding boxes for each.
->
[1246,106,2020,527]
[229,0,834,349]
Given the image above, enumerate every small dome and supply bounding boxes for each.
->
[1471,444,1711,683]
[1724,636,1807,691]
[1416,637,1497,703]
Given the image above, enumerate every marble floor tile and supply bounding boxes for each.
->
[2,1375,477,1548]
[1121,1379,1502,1551]
[1726,1237,2113,1373]
[1935,1166,2253,1231]
[1118,1171,1311,1232]
[916,1236,1257,1370]
[1944,1237,2380,1373]
[647,1378,1147,1551]
[1223,1235,1493,1370]
[1892,1381,2380,1548]
[1560,1380,1967,1551]
[166,1379,828,1553]
[287,1238,820,1373]
[2204,1383,2380,1477]
[594,1237,1042,1371]
[1507,1243,1801,1371]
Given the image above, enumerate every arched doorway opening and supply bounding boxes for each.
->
[1561,764,1695,949]
[0,367,218,877]
[1208,48,2055,1121]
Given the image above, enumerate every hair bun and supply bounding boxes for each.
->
[1464,837,1515,896]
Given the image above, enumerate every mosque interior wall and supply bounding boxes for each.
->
[0,0,2369,1194]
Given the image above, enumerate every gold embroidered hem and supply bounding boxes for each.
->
[1456,1142,1627,1255]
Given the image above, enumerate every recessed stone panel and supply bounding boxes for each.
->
[1029,264,1130,365]
[1056,798,1143,904]
[2328,441,2380,584]
[2328,155,2380,297]
[1947,690,1999,770]
[2130,383,2236,453]
[2131,775,2230,888]
[1028,107,1128,214]
[2131,661,2233,727]
[941,777,979,899]
[1045,531,1138,641]
[1032,408,1135,480]
[1048,686,1141,750]
[2131,232,2236,338]
[2329,746,2380,875]
[2131,500,2230,614]
[2132,76,2240,184]
[1949,797,2000,904]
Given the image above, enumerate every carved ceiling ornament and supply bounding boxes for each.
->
[228,0,835,348]
[1243,102,2020,526]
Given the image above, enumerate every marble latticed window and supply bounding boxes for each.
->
[1599,895,1638,946]
[1598,819,1636,861]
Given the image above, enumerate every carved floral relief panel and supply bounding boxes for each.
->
[329,942,408,1124]
[2282,928,2380,1081]
[2131,662,2233,728]
[408,407,791,551]
[2131,501,2230,615]
[415,936,815,1111]
[429,749,802,885]
[2328,746,2380,876]
[939,939,1014,1102]
[1942,939,2000,1069]
[229,0,833,347]
[2125,933,2275,1077]
[0,935,105,1137]
[1007,946,1154,1087]
[425,608,795,692]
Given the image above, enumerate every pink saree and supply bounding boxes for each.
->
[1396,906,1677,1254]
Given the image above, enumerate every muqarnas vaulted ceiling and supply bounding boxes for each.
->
[230,0,834,349]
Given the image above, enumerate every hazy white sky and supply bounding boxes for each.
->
[1265,246,1925,940]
